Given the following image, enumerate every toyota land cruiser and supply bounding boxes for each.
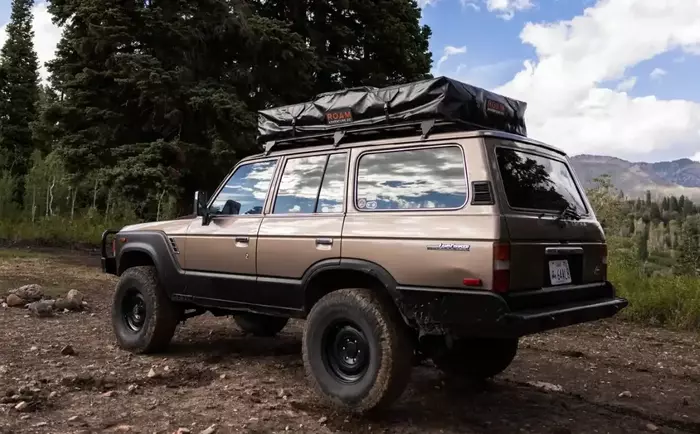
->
[101,76,628,413]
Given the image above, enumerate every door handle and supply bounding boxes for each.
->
[235,236,249,243]
[315,238,333,246]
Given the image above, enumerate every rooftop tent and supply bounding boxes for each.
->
[256,76,527,147]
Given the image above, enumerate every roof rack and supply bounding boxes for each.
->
[262,118,500,155]
[257,76,528,154]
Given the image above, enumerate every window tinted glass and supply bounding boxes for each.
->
[495,147,586,213]
[317,154,347,213]
[273,155,327,214]
[209,159,277,216]
[356,146,467,211]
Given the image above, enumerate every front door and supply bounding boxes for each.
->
[256,152,349,309]
[184,158,279,305]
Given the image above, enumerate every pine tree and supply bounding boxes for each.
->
[252,0,433,95]
[674,217,700,276]
[0,0,40,204]
[45,0,318,215]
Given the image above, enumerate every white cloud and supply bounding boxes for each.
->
[436,45,467,71]
[461,0,481,11]
[0,2,62,82]
[417,0,440,7]
[693,152,700,162]
[495,0,700,159]
[486,0,534,20]
[616,76,637,92]
[650,67,667,81]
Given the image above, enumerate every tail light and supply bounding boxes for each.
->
[111,239,116,257]
[601,243,608,265]
[492,242,510,293]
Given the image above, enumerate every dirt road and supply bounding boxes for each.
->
[0,248,699,434]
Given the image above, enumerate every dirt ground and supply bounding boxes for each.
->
[0,248,699,434]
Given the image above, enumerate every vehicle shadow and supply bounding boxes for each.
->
[159,319,642,433]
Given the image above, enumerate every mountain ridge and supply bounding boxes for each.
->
[570,154,700,200]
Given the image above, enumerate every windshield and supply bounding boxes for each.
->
[495,146,587,214]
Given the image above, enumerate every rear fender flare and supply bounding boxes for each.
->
[301,258,416,326]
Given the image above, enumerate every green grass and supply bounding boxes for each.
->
[610,260,700,330]
[0,216,133,247]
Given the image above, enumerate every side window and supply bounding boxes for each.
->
[272,153,348,214]
[209,159,278,216]
[273,155,327,214]
[317,153,347,213]
[355,146,467,211]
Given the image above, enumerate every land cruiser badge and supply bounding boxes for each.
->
[427,243,471,251]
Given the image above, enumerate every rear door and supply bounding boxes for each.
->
[488,138,607,291]
[256,151,348,309]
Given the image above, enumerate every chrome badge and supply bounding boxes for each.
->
[427,243,471,251]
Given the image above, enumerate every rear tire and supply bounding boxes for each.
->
[233,313,289,337]
[432,337,518,379]
[111,266,180,354]
[302,288,413,413]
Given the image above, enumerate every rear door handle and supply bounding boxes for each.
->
[315,238,333,246]
[235,236,249,244]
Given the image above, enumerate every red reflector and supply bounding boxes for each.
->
[463,278,482,287]
[492,242,511,293]
[492,270,510,293]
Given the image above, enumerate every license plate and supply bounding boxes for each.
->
[549,260,572,285]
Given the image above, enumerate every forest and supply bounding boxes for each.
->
[1,1,699,329]
[0,0,433,237]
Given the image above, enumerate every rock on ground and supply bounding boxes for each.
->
[66,289,84,306]
[6,293,26,307]
[28,300,55,318]
[10,284,44,302]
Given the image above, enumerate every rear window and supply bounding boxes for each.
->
[495,147,586,214]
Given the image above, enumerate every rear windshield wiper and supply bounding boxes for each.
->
[555,203,582,221]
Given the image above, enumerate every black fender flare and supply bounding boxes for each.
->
[116,231,185,296]
[301,258,417,326]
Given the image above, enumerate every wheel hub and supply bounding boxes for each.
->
[323,322,370,383]
[122,290,146,332]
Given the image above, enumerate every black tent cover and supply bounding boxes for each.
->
[257,76,527,143]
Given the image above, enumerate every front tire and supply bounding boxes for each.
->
[111,266,180,354]
[233,313,289,337]
[432,337,518,379]
[302,288,413,413]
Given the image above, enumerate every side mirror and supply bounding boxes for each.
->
[194,191,212,225]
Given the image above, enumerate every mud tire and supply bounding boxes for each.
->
[302,288,413,413]
[111,266,180,354]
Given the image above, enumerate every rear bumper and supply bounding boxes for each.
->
[398,281,628,338]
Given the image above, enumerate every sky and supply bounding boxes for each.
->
[1,0,700,163]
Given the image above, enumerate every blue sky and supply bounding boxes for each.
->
[2,0,700,163]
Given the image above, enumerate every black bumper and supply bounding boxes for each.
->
[101,229,119,275]
[398,281,628,338]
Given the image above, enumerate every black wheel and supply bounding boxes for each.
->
[233,313,289,337]
[111,266,180,354]
[432,337,518,379]
[302,288,413,413]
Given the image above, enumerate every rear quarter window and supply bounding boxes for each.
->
[495,146,587,214]
[355,145,468,211]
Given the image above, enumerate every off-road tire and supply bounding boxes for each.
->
[233,313,289,337]
[302,288,413,413]
[111,266,180,354]
[432,337,518,379]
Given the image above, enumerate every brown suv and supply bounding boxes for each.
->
[101,77,628,412]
